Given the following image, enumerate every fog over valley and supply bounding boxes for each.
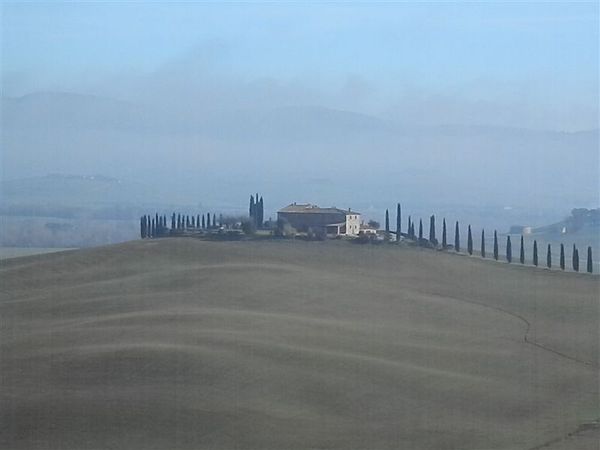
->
[1,2,598,247]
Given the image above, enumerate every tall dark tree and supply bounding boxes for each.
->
[533,240,538,266]
[429,215,436,244]
[258,196,264,228]
[587,246,593,273]
[151,218,156,238]
[212,214,217,228]
[572,245,579,272]
[206,213,211,229]
[467,225,473,255]
[418,219,423,240]
[442,218,447,248]
[493,231,499,260]
[191,216,196,228]
[560,243,565,270]
[480,229,485,257]
[454,221,460,252]
[506,236,512,263]
[177,214,181,229]
[407,216,412,237]
[140,216,146,238]
[201,214,206,229]
[396,203,402,240]
[385,209,390,235]
[155,213,159,230]
[249,195,255,220]
[546,244,552,268]
[519,236,525,264]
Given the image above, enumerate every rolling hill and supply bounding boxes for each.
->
[1,238,598,449]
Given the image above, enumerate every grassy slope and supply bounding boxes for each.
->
[1,238,598,450]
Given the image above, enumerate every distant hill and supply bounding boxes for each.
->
[510,208,599,240]
[2,91,598,226]
[1,173,157,209]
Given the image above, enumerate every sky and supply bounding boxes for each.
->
[2,1,599,131]
[1,1,598,227]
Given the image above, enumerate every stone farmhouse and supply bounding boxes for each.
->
[277,203,361,236]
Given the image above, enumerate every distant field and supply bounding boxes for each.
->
[1,238,598,449]
[0,246,75,259]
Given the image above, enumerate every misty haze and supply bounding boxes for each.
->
[1,3,599,450]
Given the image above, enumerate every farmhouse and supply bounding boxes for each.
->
[278,203,361,236]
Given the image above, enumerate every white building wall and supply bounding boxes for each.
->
[345,214,361,236]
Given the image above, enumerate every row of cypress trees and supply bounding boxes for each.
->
[140,212,221,238]
[385,204,594,273]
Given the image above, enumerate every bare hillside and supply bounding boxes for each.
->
[1,239,598,449]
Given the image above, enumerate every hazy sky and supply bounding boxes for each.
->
[2,1,598,131]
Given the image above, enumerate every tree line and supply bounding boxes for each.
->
[385,203,594,274]
[140,211,222,238]
[140,193,266,239]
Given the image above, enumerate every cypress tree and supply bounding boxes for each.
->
[442,218,447,248]
[587,246,593,273]
[418,219,423,240]
[140,216,145,238]
[385,209,390,234]
[560,243,565,270]
[396,203,401,239]
[151,218,156,238]
[206,213,211,229]
[429,215,436,244]
[546,244,552,268]
[219,213,223,227]
[212,214,217,228]
[249,195,255,220]
[196,215,200,229]
[492,231,498,260]
[454,221,460,252]
[481,229,485,258]
[506,236,512,263]
[258,196,264,228]
[177,214,181,229]
[201,214,206,229]
[407,216,412,237]
[191,216,196,228]
[155,213,159,230]
[572,245,579,272]
[533,240,538,266]
[255,193,259,225]
[467,225,473,255]
[519,235,525,264]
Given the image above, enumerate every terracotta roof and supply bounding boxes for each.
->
[278,203,360,215]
